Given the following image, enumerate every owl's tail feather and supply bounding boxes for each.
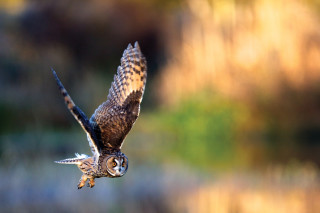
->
[55,158,82,165]
[54,153,89,165]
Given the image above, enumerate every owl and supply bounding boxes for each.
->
[52,42,147,189]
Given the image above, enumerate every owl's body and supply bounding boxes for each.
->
[53,42,147,189]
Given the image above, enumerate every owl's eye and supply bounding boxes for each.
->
[122,162,126,167]
[112,162,117,167]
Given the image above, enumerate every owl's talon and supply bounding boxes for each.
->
[88,178,95,188]
[77,174,88,189]
[77,182,85,189]
[86,182,94,188]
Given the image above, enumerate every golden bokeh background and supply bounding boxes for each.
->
[1,0,320,212]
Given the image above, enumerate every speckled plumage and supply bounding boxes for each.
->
[53,42,147,189]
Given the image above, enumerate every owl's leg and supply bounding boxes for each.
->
[87,177,95,188]
[77,174,89,189]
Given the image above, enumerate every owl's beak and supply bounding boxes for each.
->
[115,168,125,176]
[115,170,122,176]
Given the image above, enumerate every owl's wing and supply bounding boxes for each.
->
[89,42,147,151]
[52,69,100,156]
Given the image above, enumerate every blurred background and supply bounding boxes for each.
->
[1,0,320,212]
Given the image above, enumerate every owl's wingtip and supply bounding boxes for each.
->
[51,68,60,83]
[124,41,141,53]
[134,41,140,50]
[51,67,56,75]
[127,43,133,49]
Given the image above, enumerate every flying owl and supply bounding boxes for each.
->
[52,42,147,189]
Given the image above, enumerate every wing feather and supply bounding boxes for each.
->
[52,69,101,156]
[90,42,147,150]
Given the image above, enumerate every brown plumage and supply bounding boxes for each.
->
[90,42,147,150]
[53,42,147,189]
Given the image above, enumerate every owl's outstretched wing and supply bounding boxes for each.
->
[52,69,100,156]
[90,42,147,150]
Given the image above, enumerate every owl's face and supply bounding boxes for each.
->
[105,154,128,177]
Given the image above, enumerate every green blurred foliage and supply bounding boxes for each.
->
[141,92,249,171]
[0,0,320,212]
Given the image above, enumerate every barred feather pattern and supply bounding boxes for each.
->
[90,42,147,150]
[53,42,147,189]
[109,42,147,106]
[52,69,100,156]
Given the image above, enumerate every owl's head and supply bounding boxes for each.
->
[105,153,128,177]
